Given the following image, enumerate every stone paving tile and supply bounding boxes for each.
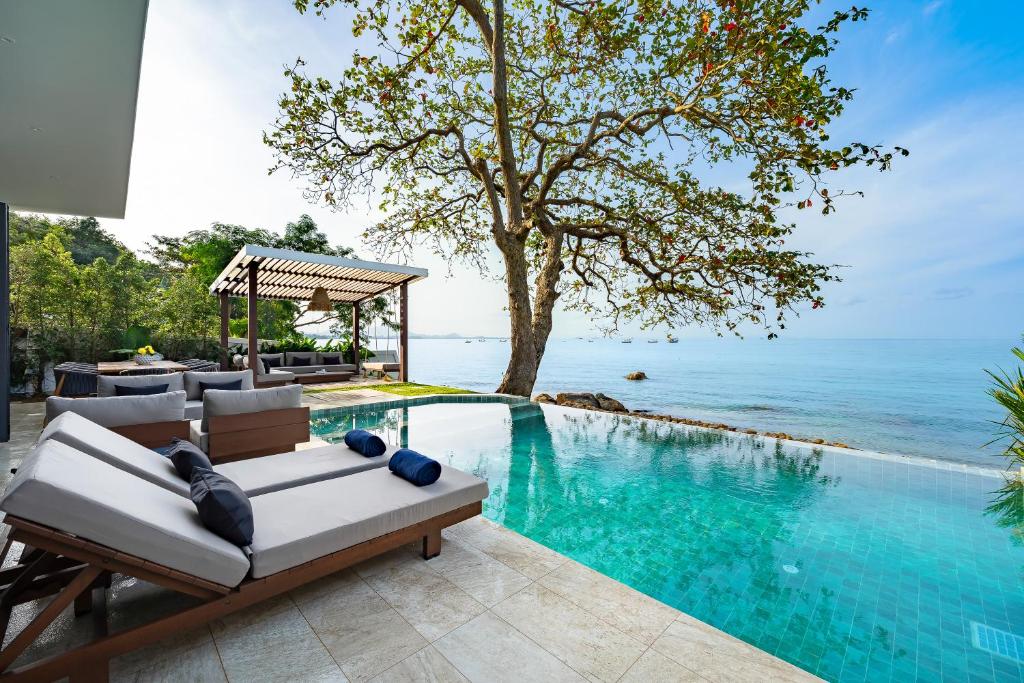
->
[538,560,680,645]
[366,645,469,683]
[491,583,647,683]
[434,612,586,683]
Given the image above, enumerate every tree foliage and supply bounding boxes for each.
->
[8,212,392,393]
[985,341,1024,543]
[267,0,904,394]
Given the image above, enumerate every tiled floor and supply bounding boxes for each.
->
[0,400,819,682]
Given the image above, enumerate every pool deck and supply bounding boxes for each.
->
[0,397,818,682]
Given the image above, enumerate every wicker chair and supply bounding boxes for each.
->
[179,358,219,372]
[118,367,172,376]
[52,362,98,397]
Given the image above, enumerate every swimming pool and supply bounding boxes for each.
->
[311,397,1024,682]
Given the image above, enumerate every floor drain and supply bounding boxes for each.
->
[782,564,799,574]
[972,622,1024,662]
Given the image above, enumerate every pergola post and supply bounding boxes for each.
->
[352,302,361,376]
[247,263,258,382]
[219,291,230,371]
[1,201,9,443]
[399,281,409,382]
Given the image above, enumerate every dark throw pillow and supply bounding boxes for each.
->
[320,354,341,365]
[114,383,169,396]
[168,438,213,481]
[344,429,387,457]
[263,356,282,368]
[288,354,314,367]
[190,468,254,546]
[198,378,244,396]
[388,448,442,487]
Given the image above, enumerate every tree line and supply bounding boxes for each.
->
[9,213,391,394]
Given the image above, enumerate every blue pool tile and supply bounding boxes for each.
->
[310,398,1024,682]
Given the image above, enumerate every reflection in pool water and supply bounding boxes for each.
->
[312,399,1024,682]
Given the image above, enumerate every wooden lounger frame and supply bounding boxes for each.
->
[0,501,480,682]
[109,421,190,449]
[206,407,311,463]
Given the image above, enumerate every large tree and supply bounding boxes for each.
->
[266,0,904,395]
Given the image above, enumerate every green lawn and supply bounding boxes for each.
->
[304,382,474,397]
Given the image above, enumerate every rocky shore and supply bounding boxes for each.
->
[533,391,853,450]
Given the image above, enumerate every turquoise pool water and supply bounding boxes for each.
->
[311,398,1024,682]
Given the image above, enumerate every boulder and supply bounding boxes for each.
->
[625,371,647,381]
[555,392,600,408]
[533,393,555,404]
[594,393,627,412]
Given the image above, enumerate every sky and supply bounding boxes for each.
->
[62,0,1024,339]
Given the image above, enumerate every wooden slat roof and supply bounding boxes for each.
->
[208,245,428,303]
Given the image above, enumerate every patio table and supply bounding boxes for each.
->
[96,360,190,375]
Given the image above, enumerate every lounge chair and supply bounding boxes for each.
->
[0,439,487,681]
[41,411,395,497]
[363,349,400,378]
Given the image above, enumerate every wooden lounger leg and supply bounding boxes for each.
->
[422,527,442,559]
[0,564,102,672]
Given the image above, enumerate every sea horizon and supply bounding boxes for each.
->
[394,336,1016,468]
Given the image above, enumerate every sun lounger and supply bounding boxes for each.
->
[0,439,487,681]
[39,411,395,497]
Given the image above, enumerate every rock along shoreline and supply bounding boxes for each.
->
[533,391,854,451]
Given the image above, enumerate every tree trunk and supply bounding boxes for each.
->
[495,230,563,397]
[496,236,539,395]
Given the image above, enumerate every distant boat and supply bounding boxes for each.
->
[622,338,633,344]
[667,334,679,344]
[647,339,658,344]
[464,340,472,344]
[499,338,508,342]
[477,338,485,342]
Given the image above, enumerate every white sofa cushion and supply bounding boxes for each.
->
[184,370,253,400]
[44,391,186,427]
[247,465,489,578]
[184,400,204,420]
[284,351,316,367]
[39,412,190,496]
[0,440,250,587]
[200,384,302,431]
[97,372,184,397]
[255,370,295,384]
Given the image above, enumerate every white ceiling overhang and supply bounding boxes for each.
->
[0,1,149,218]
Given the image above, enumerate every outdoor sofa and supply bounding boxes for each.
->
[94,370,254,420]
[248,352,357,384]
[0,424,487,681]
[44,382,309,458]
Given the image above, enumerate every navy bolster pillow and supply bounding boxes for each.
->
[190,468,254,546]
[198,378,244,396]
[115,383,169,396]
[168,438,212,481]
[344,429,387,457]
[389,448,442,487]
[320,354,341,365]
[263,356,282,368]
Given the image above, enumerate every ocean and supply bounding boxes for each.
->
[405,337,1017,466]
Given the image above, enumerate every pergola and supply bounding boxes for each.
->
[208,245,428,382]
